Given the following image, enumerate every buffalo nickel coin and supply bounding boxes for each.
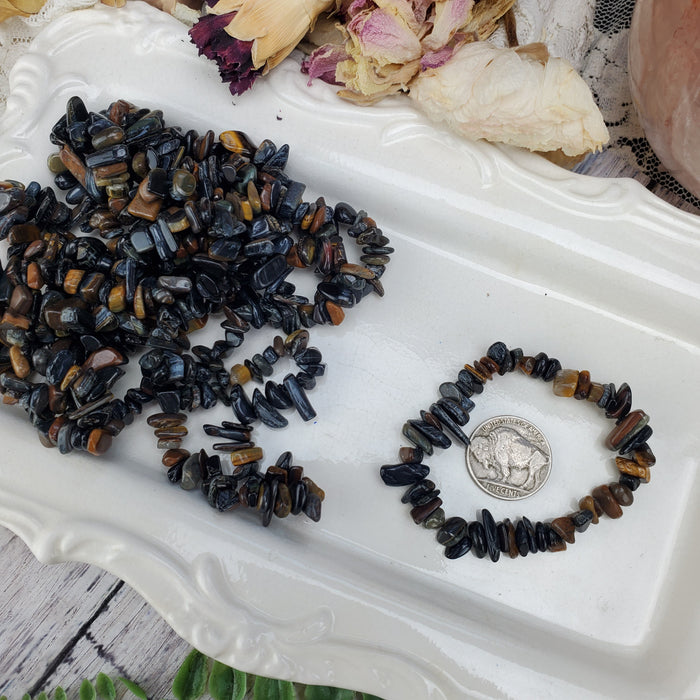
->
[466,415,551,501]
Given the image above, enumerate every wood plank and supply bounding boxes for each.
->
[0,530,187,698]
[0,530,117,695]
[0,530,290,699]
[25,582,191,698]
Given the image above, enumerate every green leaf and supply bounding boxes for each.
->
[208,661,246,700]
[303,687,355,700]
[54,687,68,700]
[96,673,116,700]
[1,695,8,700]
[172,649,209,700]
[117,677,148,700]
[80,679,97,700]
[252,675,296,700]
[37,693,48,700]
[22,694,31,700]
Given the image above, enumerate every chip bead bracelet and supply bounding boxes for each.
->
[380,341,656,561]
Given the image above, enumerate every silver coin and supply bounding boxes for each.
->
[466,415,552,501]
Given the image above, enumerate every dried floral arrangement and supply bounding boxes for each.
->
[0,0,610,160]
[188,0,609,158]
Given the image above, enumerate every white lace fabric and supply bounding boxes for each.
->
[0,0,100,112]
[490,0,597,72]
[0,0,697,214]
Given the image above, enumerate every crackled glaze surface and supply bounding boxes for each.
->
[0,4,699,699]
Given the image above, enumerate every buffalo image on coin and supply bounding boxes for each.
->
[466,416,551,500]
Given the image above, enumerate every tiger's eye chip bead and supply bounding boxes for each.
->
[87,428,112,456]
[605,410,650,451]
[609,482,634,507]
[552,369,579,397]
[578,495,601,524]
[591,485,623,519]
[615,457,651,483]
[550,516,576,544]
[381,342,657,562]
[573,370,592,400]
[497,518,519,559]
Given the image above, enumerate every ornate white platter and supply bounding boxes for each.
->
[1,4,699,698]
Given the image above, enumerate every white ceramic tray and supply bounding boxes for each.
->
[1,4,699,698]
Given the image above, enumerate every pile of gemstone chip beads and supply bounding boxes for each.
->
[0,95,394,525]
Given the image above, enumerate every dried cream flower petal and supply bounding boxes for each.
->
[371,0,430,36]
[337,54,420,101]
[0,0,30,19]
[222,0,335,69]
[8,0,44,12]
[422,0,473,51]
[410,41,609,156]
[345,6,423,65]
[209,0,244,13]
[460,0,515,41]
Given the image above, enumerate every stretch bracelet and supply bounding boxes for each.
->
[380,341,655,562]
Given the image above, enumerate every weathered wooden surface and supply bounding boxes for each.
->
[0,529,190,697]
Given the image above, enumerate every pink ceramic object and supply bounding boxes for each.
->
[628,0,700,198]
